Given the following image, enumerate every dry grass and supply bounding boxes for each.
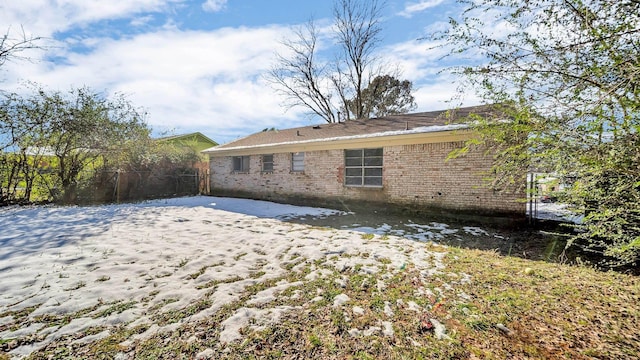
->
[442,247,640,359]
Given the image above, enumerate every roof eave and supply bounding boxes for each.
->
[203,129,475,156]
[158,132,218,146]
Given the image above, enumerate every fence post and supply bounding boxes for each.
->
[527,173,539,226]
[116,170,120,203]
[195,168,200,194]
[527,173,533,225]
[206,168,210,195]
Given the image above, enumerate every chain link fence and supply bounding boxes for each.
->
[1,162,211,206]
[80,165,210,203]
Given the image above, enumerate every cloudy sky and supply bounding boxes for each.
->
[1,0,477,144]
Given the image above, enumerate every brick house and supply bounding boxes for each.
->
[203,106,524,216]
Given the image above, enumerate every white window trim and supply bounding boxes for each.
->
[291,152,304,172]
[344,148,383,188]
[261,154,274,172]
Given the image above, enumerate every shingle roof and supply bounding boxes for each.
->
[205,105,499,153]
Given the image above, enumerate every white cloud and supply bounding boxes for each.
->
[2,24,308,144]
[382,40,444,80]
[1,23,476,143]
[0,0,184,37]
[0,0,482,145]
[130,15,155,27]
[202,0,228,12]
[398,0,447,18]
[411,78,482,112]
[376,37,482,111]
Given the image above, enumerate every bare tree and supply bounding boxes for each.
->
[270,20,338,123]
[270,0,414,123]
[0,26,45,151]
[332,0,384,120]
[0,26,44,68]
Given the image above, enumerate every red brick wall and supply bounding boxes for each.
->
[209,142,524,215]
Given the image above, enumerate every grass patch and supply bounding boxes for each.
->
[177,258,190,268]
[147,297,180,313]
[188,261,225,280]
[249,271,266,279]
[93,300,137,318]
[142,290,161,303]
[233,252,247,261]
[155,271,172,279]
[195,275,244,290]
[437,247,640,359]
[63,281,86,291]
[22,302,109,333]
[189,266,208,280]
[153,298,213,326]
[0,304,40,331]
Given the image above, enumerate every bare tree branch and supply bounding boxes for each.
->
[333,0,384,120]
[268,20,337,123]
[269,0,413,123]
[0,26,45,68]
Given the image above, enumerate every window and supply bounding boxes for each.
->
[344,148,383,187]
[262,154,274,172]
[232,156,250,172]
[291,152,304,172]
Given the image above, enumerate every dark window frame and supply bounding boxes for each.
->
[232,155,250,173]
[344,148,383,187]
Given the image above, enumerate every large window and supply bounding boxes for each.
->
[262,154,274,172]
[291,152,304,172]
[344,148,383,187]
[232,156,250,172]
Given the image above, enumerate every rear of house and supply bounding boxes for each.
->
[203,106,524,216]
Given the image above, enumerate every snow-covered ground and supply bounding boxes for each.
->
[1,196,489,358]
[529,202,584,224]
[0,195,582,358]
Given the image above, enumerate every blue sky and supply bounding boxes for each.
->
[1,0,478,144]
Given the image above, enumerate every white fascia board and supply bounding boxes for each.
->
[203,125,472,156]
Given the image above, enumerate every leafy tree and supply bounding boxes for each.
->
[433,0,640,268]
[84,134,202,203]
[270,0,416,122]
[0,26,45,203]
[46,87,150,203]
[347,74,416,118]
[0,89,56,203]
[0,85,150,204]
[122,136,201,172]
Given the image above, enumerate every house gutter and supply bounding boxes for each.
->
[203,129,475,157]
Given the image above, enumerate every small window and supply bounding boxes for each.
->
[232,156,250,172]
[344,148,383,187]
[291,152,304,172]
[262,154,274,172]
